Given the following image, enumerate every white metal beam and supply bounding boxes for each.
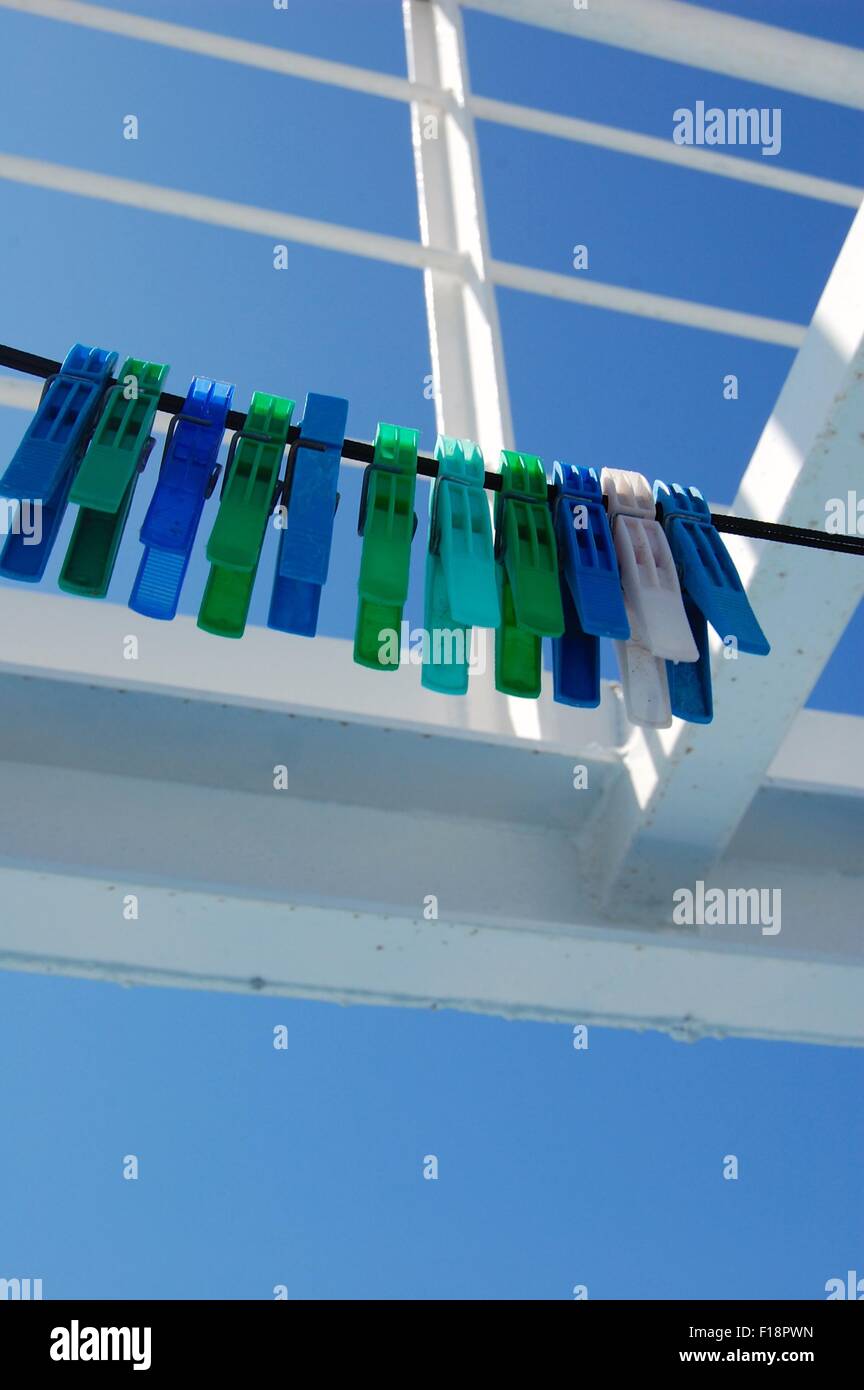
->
[0,377,40,414]
[0,590,861,1046]
[2,866,861,1047]
[491,259,803,348]
[0,590,625,753]
[466,0,864,111]
[590,197,864,908]
[0,155,806,347]
[3,0,859,207]
[404,0,513,461]
[0,0,442,105]
[0,153,463,276]
[471,96,862,209]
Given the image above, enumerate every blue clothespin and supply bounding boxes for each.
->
[668,590,714,724]
[268,392,348,637]
[655,481,770,725]
[129,376,234,620]
[551,463,629,707]
[0,342,117,581]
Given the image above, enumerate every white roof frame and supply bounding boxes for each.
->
[0,0,862,1042]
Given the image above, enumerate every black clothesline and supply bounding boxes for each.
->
[1,342,861,557]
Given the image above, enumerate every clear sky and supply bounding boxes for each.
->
[0,0,862,1299]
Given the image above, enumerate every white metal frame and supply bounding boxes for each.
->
[1,0,863,1043]
[0,588,861,1046]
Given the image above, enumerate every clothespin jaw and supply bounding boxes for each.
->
[69,358,169,513]
[129,376,234,620]
[602,467,698,729]
[58,437,156,598]
[551,462,629,708]
[354,422,418,671]
[197,391,294,638]
[602,469,698,663]
[654,482,770,656]
[268,392,349,637]
[553,581,601,707]
[552,463,629,638]
[58,356,168,598]
[493,450,563,699]
[667,594,714,724]
[0,343,117,582]
[614,639,673,728]
[421,436,500,696]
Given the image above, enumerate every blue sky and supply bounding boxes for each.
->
[0,0,862,1299]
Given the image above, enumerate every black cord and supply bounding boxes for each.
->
[2,342,862,556]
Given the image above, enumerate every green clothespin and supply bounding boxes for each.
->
[197,390,294,638]
[69,358,169,513]
[59,357,170,597]
[354,423,418,670]
[494,450,564,698]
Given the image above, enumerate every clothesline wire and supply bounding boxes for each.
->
[1,342,862,557]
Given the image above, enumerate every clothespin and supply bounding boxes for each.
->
[197,391,294,638]
[551,462,630,708]
[654,483,770,654]
[668,587,714,725]
[69,358,169,513]
[354,422,418,670]
[0,342,117,582]
[58,357,169,598]
[654,482,770,724]
[268,392,349,637]
[493,450,564,699]
[601,468,698,729]
[129,376,234,620]
[422,436,500,696]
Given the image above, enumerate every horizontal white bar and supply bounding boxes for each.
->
[0,589,861,796]
[0,377,40,414]
[1,865,860,1045]
[0,597,861,1044]
[0,590,626,754]
[0,153,464,275]
[491,259,805,347]
[767,709,864,796]
[0,156,806,346]
[473,96,862,209]
[467,0,864,112]
[0,0,857,207]
[0,0,439,104]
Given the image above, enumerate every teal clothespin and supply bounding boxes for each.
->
[494,450,564,698]
[422,436,500,695]
[354,422,419,670]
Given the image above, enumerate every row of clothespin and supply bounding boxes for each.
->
[0,343,769,730]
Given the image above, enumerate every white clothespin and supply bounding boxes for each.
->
[601,468,698,729]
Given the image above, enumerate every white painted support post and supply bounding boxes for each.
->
[591,200,864,908]
[403,0,513,463]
